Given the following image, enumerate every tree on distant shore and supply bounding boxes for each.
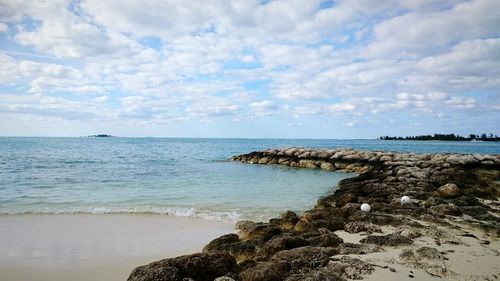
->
[380,133,499,141]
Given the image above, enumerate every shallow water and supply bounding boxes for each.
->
[0,137,498,221]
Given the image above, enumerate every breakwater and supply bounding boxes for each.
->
[128,148,500,281]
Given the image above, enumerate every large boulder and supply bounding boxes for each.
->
[256,233,309,260]
[203,234,240,252]
[237,222,282,241]
[127,251,237,281]
[203,233,258,261]
[305,232,343,247]
[270,246,338,274]
[239,261,290,281]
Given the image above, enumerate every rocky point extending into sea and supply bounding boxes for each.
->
[128,148,500,281]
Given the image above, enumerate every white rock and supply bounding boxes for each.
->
[401,196,411,204]
[361,203,371,212]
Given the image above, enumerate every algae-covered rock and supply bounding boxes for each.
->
[128,251,237,281]
[328,256,374,279]
[360,233,413,246]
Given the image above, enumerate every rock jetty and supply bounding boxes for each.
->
[128,148,500,281]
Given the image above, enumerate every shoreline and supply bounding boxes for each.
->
[128,147,499,281]
[0,214,234,281]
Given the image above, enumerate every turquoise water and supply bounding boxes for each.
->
[0,138,498,222]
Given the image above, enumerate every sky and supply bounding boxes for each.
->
[0,0,499,138]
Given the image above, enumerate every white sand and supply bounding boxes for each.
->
[334,223,500,280]
[0,214,234,281]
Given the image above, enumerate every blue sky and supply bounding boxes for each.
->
[0,0,499,138]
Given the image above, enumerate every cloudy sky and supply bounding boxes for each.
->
[0,0,499,138]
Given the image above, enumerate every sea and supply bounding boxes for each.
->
[0,137,498,222]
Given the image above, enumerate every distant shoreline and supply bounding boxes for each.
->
[380,133,499,142]
[87,134,115,138]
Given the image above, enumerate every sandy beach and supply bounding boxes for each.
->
[0,214,234,281]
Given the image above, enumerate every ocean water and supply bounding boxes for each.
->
[0,137,498,222]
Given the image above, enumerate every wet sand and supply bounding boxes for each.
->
[0,214,234,281]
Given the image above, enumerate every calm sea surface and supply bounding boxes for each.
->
[0,138,498,222]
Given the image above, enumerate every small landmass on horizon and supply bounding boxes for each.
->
[87,134,115,138]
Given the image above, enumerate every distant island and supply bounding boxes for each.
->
[380,133,499,141]
[88,134,114,138]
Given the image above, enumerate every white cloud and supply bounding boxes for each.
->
[15,19,130,58]
[364,0,500,58]
[0,22,7,33]
[328,103,356,113]
[186,98,240,119]
[345,122,356,128]
[0,52,20,83]
[445,96,476,109]
[0,0,498,136]
[250,100,277,116]
[93,95,108,102]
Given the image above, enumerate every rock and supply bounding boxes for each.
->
[239,261,290,281]
[285,268,346,281]
[214,277,236,281]
[271,246,338,274]
[270,211,299,231]
[422,226,463,245]
[299,159,318,169]
[398,247,451,278]
[360,233,413,246]
[305,232,344,247]
[415,246,443,260]
[203,234,240,252]
[236,221,256,233]
[128,266,180,281]
[238,222,282,241]
[446,154,477,165]
[394,226,422,239]
[256,233,309,260]
[310,218,346,232]
[398,249,417,263]
[127,251,237,281]
[344,222,382,234]
[338,243,382,255]
[258,157,271,164]
[238,259,258,272]
[280,211,299,222]
[379,155,393,162]
[203,234,257,261]
[428,204,462,217]
[320,162,334,171]
[284,148,299,156]
[328,256,374,279]
[335,193,358,207]
[437,183,460,198]
[340,203,361,217]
